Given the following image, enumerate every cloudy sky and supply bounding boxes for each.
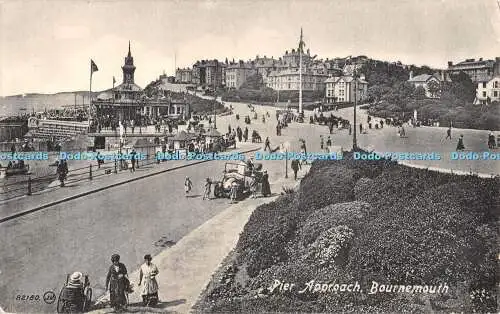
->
[0,0,499,96]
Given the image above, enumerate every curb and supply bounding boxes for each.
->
[90,162,310,312]
[0,148,260,224]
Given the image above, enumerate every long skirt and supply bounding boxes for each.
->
[110,279,127,308]
[261,180,271,196]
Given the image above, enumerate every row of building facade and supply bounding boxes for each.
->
[175,46,500,105]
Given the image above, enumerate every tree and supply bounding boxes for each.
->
[415,86,426,101]
[427,80,441,98]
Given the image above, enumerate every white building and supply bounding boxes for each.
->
[324,75,368,103]
[267,68,328,91]
[265,48,328,91]
[475,76,500,104]
[225,61,256,89]
[407,72,441,98]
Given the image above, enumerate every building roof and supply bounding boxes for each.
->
[408,74,438,83]
[133,138,155,148]
[115,83,143,92]
[205,128,222,137]
[96,91,113,100]
[324,76,368,84]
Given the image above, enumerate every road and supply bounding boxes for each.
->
[0,159,248,313]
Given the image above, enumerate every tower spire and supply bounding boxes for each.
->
[128,40,131,57]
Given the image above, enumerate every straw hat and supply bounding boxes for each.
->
[69,272,83,284]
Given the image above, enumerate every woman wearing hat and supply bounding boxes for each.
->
[261,170,271,197]
[105,254,129,310]
[138,254,159,306]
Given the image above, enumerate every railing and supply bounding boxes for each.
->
[0,154,163,203]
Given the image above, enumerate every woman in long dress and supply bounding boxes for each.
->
[261,170,271,197]
[139,254,159,306]
[105,254,129,310]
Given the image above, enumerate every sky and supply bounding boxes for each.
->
[0,0,499,96]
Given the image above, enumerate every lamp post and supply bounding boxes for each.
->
[283,141,290,178]
[352,69,358,150]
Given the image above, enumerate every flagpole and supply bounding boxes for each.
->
[299,29,303,114]
[89,61,93,130]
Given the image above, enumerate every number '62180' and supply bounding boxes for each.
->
[16,294,40,301]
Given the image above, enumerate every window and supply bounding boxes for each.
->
[483,91,487,97]
[483,82,487,88]
[495,81,499,88]
[494,91,498,97]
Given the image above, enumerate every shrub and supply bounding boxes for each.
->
[299,201,371,245]
[298,162,357,211]
[235,194,302,278]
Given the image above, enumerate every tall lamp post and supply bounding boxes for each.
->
[213,69,217,129]
[352,69,358,150]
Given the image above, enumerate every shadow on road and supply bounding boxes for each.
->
[185,194,202,198]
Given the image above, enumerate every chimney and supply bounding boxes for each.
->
[409,70,414,80]
[448,61,453,67]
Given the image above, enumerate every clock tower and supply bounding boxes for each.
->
[122,41,136,84]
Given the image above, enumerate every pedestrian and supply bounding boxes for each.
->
[326,136,332,147]
[264,137,271,151]
[184,176,193,197]
[349,124,352,135]
[57,159,68,187]
[359,123,363,134]
[130,149,137,172]
[203,177,212,200]
[446,126,452,140]
[320,135,324,149]
[261,170,271,197]
[230,181,238,203]
[380,120,384,128]
[244,127,249,142]
[488,132,496,149]
[228,124,232,135]
[291,159,301,180]
[329,122,334,134]
[138,254,159,307]
[276,124,280,136]
[237,126,242,142]
[105,254,129,311]
[250,174,258,198]
[456,134,465,151]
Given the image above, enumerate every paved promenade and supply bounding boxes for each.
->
[89,152,309,314]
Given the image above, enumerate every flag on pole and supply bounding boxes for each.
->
[91,59,99,75]
[298,27,306,53]
[113,76,116,85]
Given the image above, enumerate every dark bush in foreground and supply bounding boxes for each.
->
[195,158,499,313]
[235,194,303,278]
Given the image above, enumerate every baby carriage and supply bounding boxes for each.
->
[57,272,92,313]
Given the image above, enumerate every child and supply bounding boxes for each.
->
[203,178,212,200]
[184,177,193,197]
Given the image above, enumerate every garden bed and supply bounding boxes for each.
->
[193,151,499,313]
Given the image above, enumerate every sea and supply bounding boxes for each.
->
[0,92,92,117]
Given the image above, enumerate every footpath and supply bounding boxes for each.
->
[0,143,261,223]
[88,147,311,314]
